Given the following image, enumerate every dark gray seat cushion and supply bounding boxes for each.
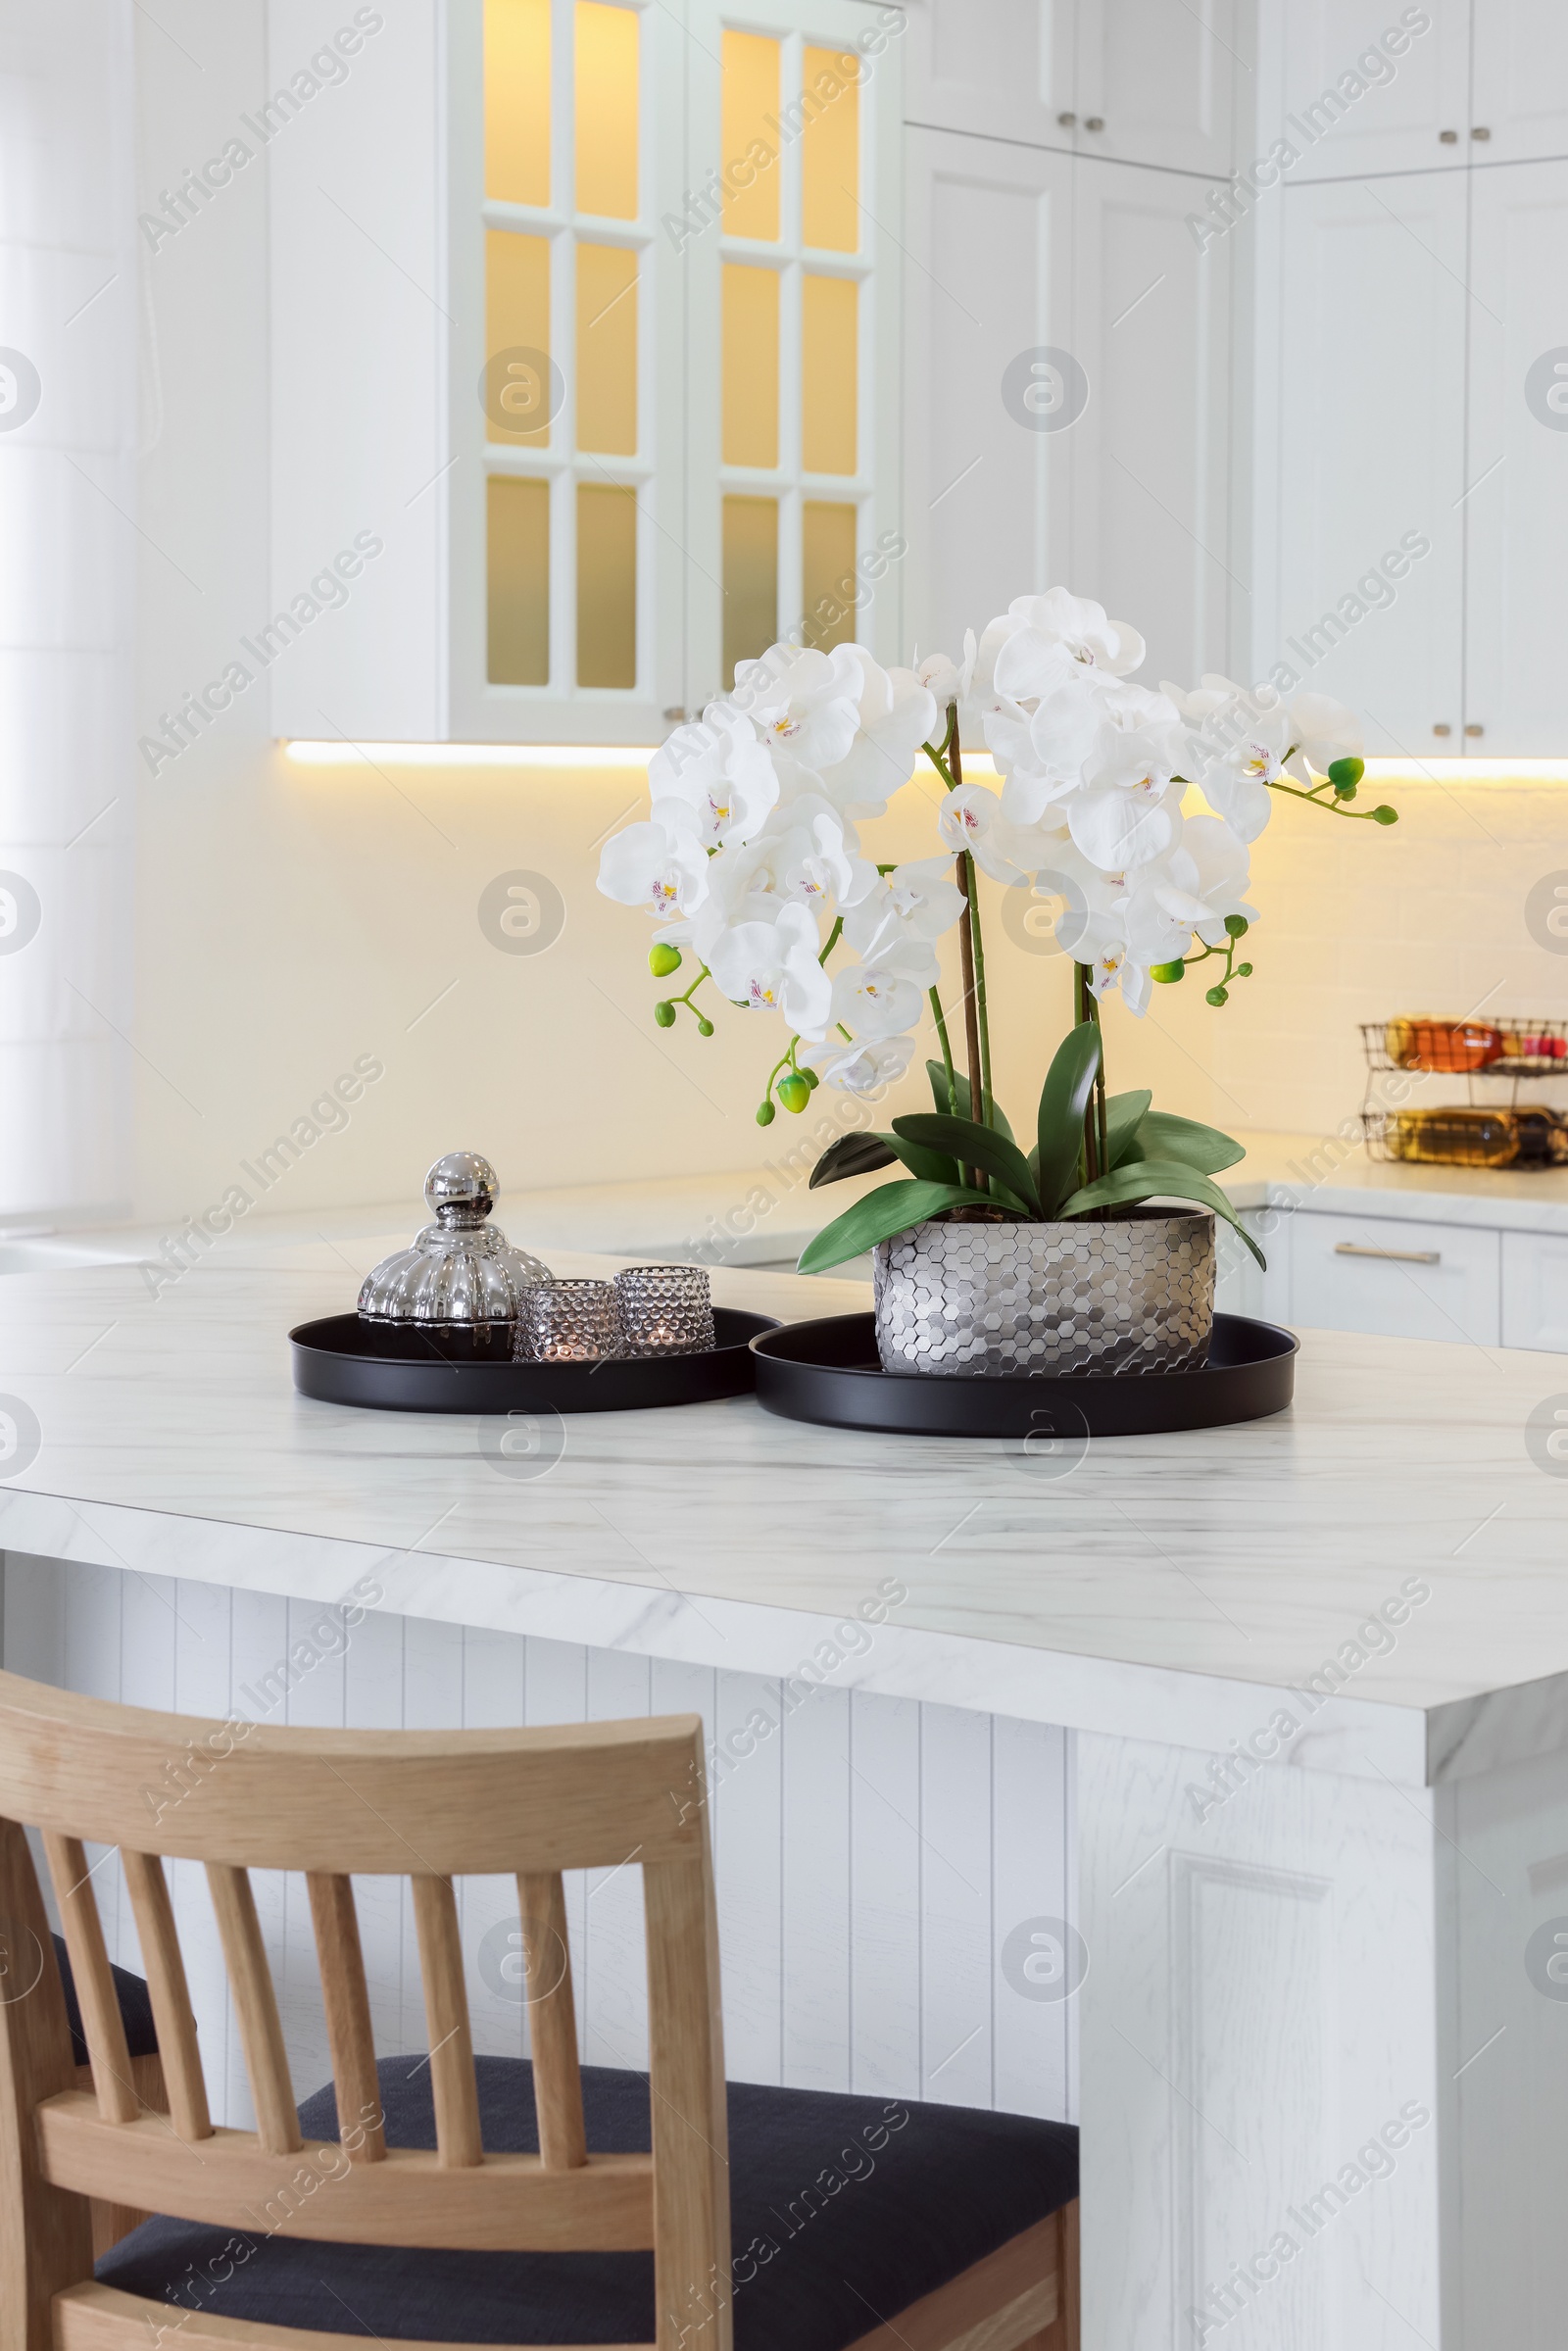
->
[52,1934,160,2067]
[98,2053,1077,2349]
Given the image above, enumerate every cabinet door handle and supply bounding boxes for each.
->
[1334,1243,1441,1265]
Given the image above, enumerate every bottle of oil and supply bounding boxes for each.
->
[1388,1108,1519,1167]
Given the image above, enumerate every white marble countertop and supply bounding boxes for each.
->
[2,1232,1568,1790]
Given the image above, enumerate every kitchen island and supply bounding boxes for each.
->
[2,1244,1566,2348]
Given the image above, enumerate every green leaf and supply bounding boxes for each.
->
[1059,1157,1265,1269]
[809,1133,899,1188]
[894,1114,1040,1216]
[798,1179,999,1276]
[1105,1089,1153,1169]
[1117,1110,1247,1176]
[1035,1022,1103,1217]
[924,1060,1015,1143]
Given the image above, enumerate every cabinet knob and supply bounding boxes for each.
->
[1471,125,1492,140]
[662,706,687,723]
[1432,722,1452,736]
[1465,722,1485,737]
[1057,111,1076,126]
[1440,128,1459,143]
[1085,116,1104,131]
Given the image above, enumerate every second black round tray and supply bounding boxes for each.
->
[750,1311,1297,1438]
[291,1308,779,1415]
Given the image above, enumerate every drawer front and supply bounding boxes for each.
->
[1501,1231,1568,1352]
[1290,1212,1500,1346]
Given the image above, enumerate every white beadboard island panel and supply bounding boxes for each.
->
[0,1551,1076,2131]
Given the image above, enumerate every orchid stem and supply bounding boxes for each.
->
[930,985,957,1117]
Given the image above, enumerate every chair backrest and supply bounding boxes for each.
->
[0,1668,729,2351]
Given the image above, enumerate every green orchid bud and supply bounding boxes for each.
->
[1236,961,1253,977]
[1223,914,1249,938]
[803,1067,819,1089]
[756,1101,776,1127]
[649,942,682,977]
[1332,778,1358,800]
[1370,804,1398,825]
[697,1016,714,1037]
[653,1000,676,1028]
[778,1074,810,1113]
[1205,984,1229,1006]
[1151,959,1186,984]
[1327,757,1364,793]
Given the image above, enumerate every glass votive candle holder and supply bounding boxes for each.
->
[515,1278,626,1363]
[612,1264,715,1356]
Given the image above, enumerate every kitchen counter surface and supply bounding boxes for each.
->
[1,1239,1567,1791]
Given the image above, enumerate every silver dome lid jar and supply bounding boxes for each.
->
[358,1152,549,1328]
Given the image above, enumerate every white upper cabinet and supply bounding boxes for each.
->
[1462,160,1568,756]
[1267,171,1468,752]
[905,0,1235,175]
[1071,0,1239,174]
[269,0,903,745]
[1470,0,1568,162]
[1276,1,1472,181]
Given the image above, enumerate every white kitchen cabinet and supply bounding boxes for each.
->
[1469,0,1568,162]
[1277,0,1472,182]
[1460,159,1568,756]
[903,129,1233,700]
[1501,1231,1568,1354]
[1288,1209,1501,1345]
[905,0,1237,175]
[1266,170,1468,752]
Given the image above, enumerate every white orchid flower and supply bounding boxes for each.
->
[991,588,1147,704]
[706,901,833,1039]
[828,958,926,1042]
[1062,723,1184,871]
[1185,701,1292,843]
[937,781,1024,884]
[729,643,863,774]
[1091,943,1152,1017]
[913,632,977,710]
[802,1033,914,1098]
[597,802,710,924]
[650,706,778,847]
[744,793,877,914]
[843,857,965,965]
[817,651,940,817]
[1181,814,1258,946]
[1286,691,1363,785]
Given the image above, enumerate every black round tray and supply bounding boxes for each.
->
[750,1311,1297,1438]
[290,1308,779,1415]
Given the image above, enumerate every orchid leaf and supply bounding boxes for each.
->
[924,1060,1015,1143]
[1059,1156,1265,1268]
[1105,1089,1153,1168]
[798,1179,999,1276]
[1117,1111,1246,1176]
[1036,1022,1103,1216]
[809,1133,899,1188]
[894,1115,1040,1215]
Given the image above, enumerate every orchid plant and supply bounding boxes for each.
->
[597,587,1397,1274]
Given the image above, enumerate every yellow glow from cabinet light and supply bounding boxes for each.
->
[283,742,655,768]
[1360,759,1568,781]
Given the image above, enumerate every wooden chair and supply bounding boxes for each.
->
[0,1667,1079,2351]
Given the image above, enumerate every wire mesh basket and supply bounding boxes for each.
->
[1361,1018,1568,1167]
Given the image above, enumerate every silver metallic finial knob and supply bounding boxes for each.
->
[424,1151,498,1228]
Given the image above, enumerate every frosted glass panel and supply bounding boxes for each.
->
[801,47,859,252]
[722,265,780,468]
[721,30,781,242]
[577,484,637,687]
[485,230,552,446]
[485,0,551,206]
[576,2,639,218]
[488,476,550,684]
[802,501,858,652]
[723,496,778,686]
[577,244,638,455]
[802,274,858,475]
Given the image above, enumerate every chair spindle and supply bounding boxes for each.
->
[306,1872,386,2163]
[411,1875,482,2168]
[205,1863,301,2154]
[121,1849,212,2143]
[516,1871,586,2169]
[42,1834,136,2125]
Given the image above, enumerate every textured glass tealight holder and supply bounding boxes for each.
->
[515,1278,627,1363]
[613,1264,715,1357]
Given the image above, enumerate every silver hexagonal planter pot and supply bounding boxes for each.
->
[871,1205,1216,1378]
